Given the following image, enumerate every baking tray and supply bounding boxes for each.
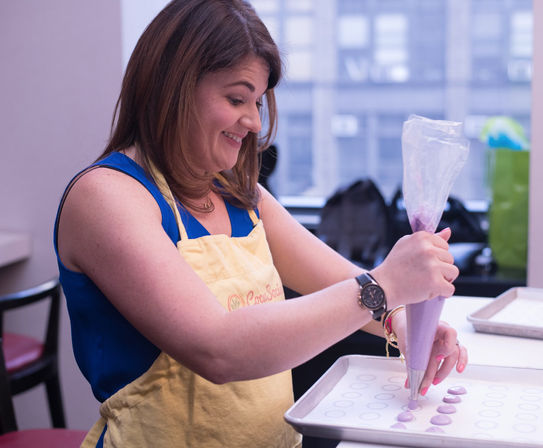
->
[284,355,543,447]
[467,287,543,339]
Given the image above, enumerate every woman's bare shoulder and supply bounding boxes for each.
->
[57,165,162,271]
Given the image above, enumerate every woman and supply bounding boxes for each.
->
[54,1,467,446]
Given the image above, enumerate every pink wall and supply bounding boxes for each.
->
[0,0,122,430]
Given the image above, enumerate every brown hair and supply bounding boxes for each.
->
[100,0,282,211]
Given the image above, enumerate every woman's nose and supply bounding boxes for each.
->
[240,105,262,133]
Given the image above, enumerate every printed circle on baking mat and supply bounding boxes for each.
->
[367,402,388,410]
[513,423,537,434]
[488,385,509,391]
[358,412,380,421]
[324,410,346,418]
[374,393,395,400]
[520,395,541,402]
[482,400,504,408]
[350,382,369,390]
[478,409,500,418]
[471,433,494,439]
[356,374,376,382]
[475,420,499,430]
[515,413,538,422]
[388,376,404,384]
[522,387,543,394]
[342,391,362,399]
[518,403,540,411]
[382,384,402,391]
[333,400,354,408]
[485,392,507,399]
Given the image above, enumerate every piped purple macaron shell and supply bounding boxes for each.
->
[397,411,414,422]
[447,385,467,395]
[443,394,461,403]
[426,426,445,433]
[390,422,407,430]
[430,414,452,426]
[437,404,456,414]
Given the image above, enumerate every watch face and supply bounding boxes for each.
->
[362,284,385,309]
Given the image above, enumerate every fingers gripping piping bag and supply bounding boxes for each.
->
[401,115,469,409]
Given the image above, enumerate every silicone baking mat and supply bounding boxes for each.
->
[285,355,543,447]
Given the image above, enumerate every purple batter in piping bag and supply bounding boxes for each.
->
[401,115,469,407]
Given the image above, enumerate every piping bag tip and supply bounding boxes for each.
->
[407,368,425,409]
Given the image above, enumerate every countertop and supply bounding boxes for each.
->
[0,230,31,268]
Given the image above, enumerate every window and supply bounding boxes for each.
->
[255,0,532,205]
[372,14,408,83]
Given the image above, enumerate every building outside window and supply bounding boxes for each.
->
[251,0,532,208]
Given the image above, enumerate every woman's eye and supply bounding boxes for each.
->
[228,97,244,106]
[256,100,263,109]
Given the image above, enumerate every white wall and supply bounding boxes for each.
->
[0,0,122,430]
[528,1,543,287]
[120,0,169,68]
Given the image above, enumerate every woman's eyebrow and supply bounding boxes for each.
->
[225,80,255,92]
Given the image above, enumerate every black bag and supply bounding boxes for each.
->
[317,179,392,269]
[389,188,487,244]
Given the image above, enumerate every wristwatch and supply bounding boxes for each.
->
[355,272,387,321]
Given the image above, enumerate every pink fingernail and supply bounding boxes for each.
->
[457,364,465,373]
[432,377,442,386]
[436,355,445,362]
[404,379,409,388]
[421,387,429,396]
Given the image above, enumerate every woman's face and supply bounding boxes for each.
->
[189,56,269,173]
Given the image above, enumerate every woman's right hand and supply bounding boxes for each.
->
[370,227,459,309]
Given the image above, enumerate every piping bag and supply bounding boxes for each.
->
[401,115,469,409]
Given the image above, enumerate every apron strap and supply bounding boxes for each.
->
[248,209,259,226]
[147,161,189,241]
[80,416,106,448]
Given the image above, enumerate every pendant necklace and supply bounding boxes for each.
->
[202,196,213,211]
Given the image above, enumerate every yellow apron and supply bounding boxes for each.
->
[81,169,302,447]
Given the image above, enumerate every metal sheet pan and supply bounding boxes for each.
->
[284,355,543,448]
[467,287,543,339]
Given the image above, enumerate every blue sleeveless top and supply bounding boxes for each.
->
[54,152,259,403]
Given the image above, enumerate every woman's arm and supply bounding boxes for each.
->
[259,186,458,314]
[58,169,377,384]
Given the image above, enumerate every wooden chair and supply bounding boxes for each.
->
[0,340,85,444]
[0,278,65,431]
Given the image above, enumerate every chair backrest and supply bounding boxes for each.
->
[0,278,61,356]
[0,278,61,434]
[317,179,392,269]
[0,334,18,433]
[258,144,278,197]
[388,188,487,244]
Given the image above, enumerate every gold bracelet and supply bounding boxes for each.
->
[383,305,405,359]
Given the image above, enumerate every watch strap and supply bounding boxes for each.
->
[355,272,387,321]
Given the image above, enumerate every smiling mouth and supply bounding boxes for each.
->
[223,131,243,143]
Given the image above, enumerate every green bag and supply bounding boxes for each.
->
[488,148,529,270]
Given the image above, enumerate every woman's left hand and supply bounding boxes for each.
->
[391,310,468,395]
